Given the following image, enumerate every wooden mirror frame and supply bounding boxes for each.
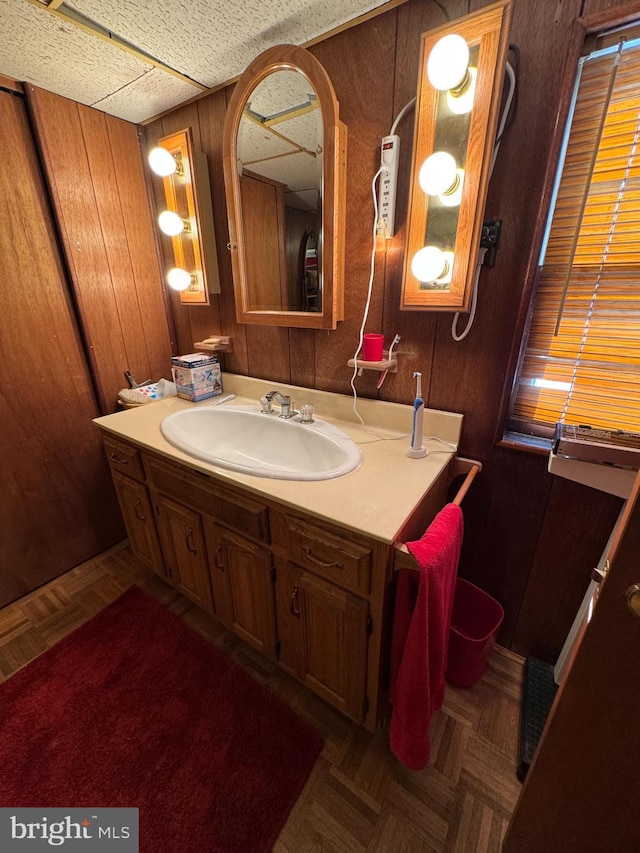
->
[401,0,512,312]
[223,44,346,329]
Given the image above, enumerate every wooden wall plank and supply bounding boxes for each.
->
[104,115,173,381]
[78,107,152,384]
[0,91,123,606]
[26,86,126,413]
[27,87,172,410]
[465,446,553,646]
[513,478,623,660]
[246,326,291,383]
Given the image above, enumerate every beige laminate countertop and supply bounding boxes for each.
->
[94,373,464,544]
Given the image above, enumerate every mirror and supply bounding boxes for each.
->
[401,0,512,312]
[223,45,346,329]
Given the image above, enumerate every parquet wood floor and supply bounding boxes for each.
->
[0,544,524,852]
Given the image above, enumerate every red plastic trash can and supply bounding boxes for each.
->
[445,578,504,688]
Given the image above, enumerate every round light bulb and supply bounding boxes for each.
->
[166,267,193,291]
[148,147,178,177]
[427,34,469,91]
[447,66,478,115]
[419,151,458,196]
[158,210,186,236]
[411,246,448,283]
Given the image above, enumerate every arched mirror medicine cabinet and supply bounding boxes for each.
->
[223,44,346,329]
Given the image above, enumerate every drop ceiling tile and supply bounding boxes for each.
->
[92,66,201,123]
[0,0,152,107]
[66,0,391,88]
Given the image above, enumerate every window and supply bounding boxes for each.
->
[509,33,640,439]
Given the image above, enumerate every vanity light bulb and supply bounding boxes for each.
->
[166,267,193,291]
[411,246,449,283]
[148,146,178,177]
[427,34,469,91]
[447,65,478,115]
[158,210,186,236]
[419,151,458,196]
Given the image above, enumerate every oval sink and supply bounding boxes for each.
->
[160,405,362,481]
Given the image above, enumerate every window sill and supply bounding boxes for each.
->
[497,431,553,457]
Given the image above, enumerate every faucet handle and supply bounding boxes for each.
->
[299,403,315,424]
[260,395,275,414]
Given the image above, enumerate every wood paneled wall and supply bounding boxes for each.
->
[144,0,633,659]
[27,87,174,414]
[0,89,123,607]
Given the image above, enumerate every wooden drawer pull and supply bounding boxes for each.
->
[186,528,198,555]
[290,586,301,618]
[302,546,343,570]
[214,545,225,571]
[109,453,128,465]
[133,499,146,521]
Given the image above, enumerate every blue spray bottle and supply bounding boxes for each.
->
[407,371,428,459]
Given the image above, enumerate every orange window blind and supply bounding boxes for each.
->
[510,37,640,437]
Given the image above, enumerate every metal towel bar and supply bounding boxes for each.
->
[393,456,482,571]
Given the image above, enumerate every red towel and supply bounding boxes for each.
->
[389,503,463,770]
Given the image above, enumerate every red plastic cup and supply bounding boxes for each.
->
[362,334,384,361]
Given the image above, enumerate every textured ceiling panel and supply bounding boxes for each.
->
[1,0,391,123]
[0,0,152,108]
[66,0,390,87]
[92,68,202,123]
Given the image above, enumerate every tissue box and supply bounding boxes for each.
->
[171,354,222,402]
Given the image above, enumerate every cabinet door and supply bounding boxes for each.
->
[155,496,213,614]
[112,472,164,576]
[279,564,369,723]
[275,560,306,678]
[205,521,277,660]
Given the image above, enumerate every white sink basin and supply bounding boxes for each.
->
[160,405,362,480]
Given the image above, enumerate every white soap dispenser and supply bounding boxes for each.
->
[407,371,428,459]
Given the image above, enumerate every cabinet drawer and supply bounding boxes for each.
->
[103,436,145,481]
[284,517,371,595]
[147,456,270,543]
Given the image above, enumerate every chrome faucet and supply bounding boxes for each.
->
[260,390,298,419]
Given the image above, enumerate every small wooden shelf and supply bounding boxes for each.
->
[194,336,233,354]
[347,356,398,374]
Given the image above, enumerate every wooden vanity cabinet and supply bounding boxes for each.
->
[101,434,452,731]
[204,520,277,661]
[275,558,370,723]
[154,495,214,614]
[104,438,164,577]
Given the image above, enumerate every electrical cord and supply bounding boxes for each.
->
[390,97,416,135]
[451,60,517,342]
[350,168,425,445]
[350,166,385,433]
[431,0,451,22]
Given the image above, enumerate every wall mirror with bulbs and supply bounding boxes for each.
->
[401,0,512,312]
[223,44,346,329]
[148,128,221,305]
